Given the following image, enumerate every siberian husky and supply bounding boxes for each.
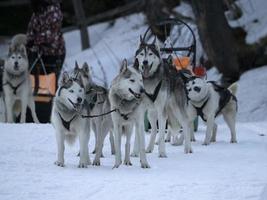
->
[109,59,150,168]
[51,71,90,168]
[73,63,115,166]
[134,36,192,156]
[2,34,39,123]
[183,73,238,145]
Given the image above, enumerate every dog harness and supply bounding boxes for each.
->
[145,80,162,102]
[58,112,77,131]
[3,79,25,95]
[191,82,237,122]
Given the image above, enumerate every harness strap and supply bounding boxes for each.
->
[145,80,162,102]
[3,79,25,95]
[58,112,77,131]
[82,109,117,119]
[193,97,209,122]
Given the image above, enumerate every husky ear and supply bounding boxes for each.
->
[75,61,79,70]
[61,71,70,85]
[152,36,157,45]
[82,62,90,74]
[133,58,139,70]
[120,59,127,73]
[166,55,173,66]
[140,35,144,44]
[8,46,14,57]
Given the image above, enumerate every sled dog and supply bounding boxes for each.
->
[134,36,192,156]
[2,34,39,123]
[183,73,238,144]
[51,70,90,168]
[110,59,150,168]
[73,63,115,166]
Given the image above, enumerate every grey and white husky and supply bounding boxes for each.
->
[73,63,115,166]
[183,74,238,145]
[51,71,90,168]
[109,59,150,168]
[2,34,39,123]
[134,36,193,155]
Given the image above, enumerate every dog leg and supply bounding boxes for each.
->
[203,115,215,145]
[4,94,14,123]
[223,113,237,143]
[190,122,196,142]
[136,120,150,168]
[54,131,65,167]
[124,125,132,166]
[165,129,171,143]
[20,95,28,123]
[157,115,167,158]
[131,132,140,157]
[92,122,97,154]
[109,131,115,155]
[78,130,90,168]
[146,110,157,153]
[211,123,218,142]
[113,123,122,168]
[28,96,39,123]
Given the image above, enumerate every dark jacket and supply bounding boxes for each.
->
[26,0,65,56]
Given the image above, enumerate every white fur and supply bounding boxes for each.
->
[51,72,90,168]
[109,60,150,168]
[3,35,39,123]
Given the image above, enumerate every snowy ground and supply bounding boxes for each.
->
[0,121,266,200]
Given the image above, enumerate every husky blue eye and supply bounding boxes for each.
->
[130,79,135,83]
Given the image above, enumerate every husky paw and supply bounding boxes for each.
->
[202,142,210,146]
[92,149,96,154]
[141,162,150,169]
[54,161,64,167]
[124,160,132,166]
[165,139,171,143]
[145,147,153,153]
[191,138,196,142]
[184,147,193,154]
[158,152,167,158]
[130,152,139,157]
[112,161,122,169]
[172,136,183,146]
[111,150,115,155]
[92,159,101,166]
[230,139,237,143]
[78,163,88,168]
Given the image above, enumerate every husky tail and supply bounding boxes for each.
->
[228,82,238,95]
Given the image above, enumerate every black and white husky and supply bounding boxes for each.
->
[2,34,39,123]
[109,59,150,168]
[51,71,90,168]
[134,36,193,156]
[183,74,238,145]
[73,63,115,166]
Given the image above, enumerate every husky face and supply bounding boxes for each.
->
[57,72,85,112]
[114,59,144,101]
[185,77,209,102]
[135,36,161,78]
[5,45,28,75]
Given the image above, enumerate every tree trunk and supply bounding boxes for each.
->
[72,0,90,50]
[191,0,240,86]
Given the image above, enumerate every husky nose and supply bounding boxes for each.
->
[193,86,201,92]
[14,61,19,69]
[140,87,145,93]
[143,60,148,65]
[77,97,82,103]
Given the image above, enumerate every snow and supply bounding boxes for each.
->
[228,0,267,44]
[0,121,266,200]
